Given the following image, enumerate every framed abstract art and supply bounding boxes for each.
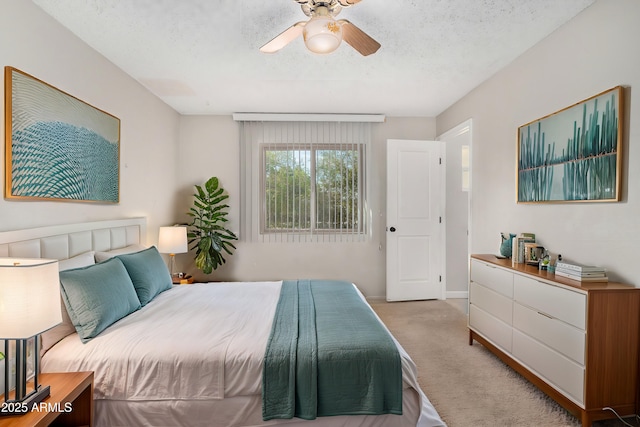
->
[4,67,120,203]
[517,86,623,203]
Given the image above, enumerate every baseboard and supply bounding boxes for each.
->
[446,290,468,299]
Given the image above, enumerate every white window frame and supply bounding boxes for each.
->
[260,143,365,235]
[238,120,372,243]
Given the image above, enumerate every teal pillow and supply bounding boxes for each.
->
[116,246,172,306]
[59,257,141,343]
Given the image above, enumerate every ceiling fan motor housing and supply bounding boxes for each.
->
[300,1,343,17]
[260,0,378,56]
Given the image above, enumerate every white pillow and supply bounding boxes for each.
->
[41,301,76,356]
[94,244,146,262]
[58,251,96,271]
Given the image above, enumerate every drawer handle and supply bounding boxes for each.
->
[537,311,554,319]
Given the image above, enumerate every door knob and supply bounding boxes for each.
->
[390,227,396,232]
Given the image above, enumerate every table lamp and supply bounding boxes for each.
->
[0,258,61,415]
[158,225,188,278]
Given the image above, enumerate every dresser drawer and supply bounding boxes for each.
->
[470,259,513,298]
[469,304,512,352]
[513,274,586,330]
[470,282,513,325]
[513,330,585,406]
[513,302,585,365]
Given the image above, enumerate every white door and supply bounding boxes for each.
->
[386,139,444,301]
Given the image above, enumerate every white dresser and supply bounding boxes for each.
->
[469,254,640,427]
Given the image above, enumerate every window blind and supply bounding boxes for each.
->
[239,121,371,243]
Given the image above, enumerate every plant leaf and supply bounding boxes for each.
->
[205,177,219,194]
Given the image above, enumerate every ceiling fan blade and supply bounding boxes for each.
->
[337,0,363,6]
[339,20,380,56]
[260,22,305,53]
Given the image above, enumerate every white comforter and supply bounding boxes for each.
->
[43,281,282,400]
[42,281,445,427]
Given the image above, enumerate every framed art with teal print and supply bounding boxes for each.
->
[517,86,623,203]
[4,67,120,203]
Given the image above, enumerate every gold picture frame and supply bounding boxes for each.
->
[517,86,623,203]
[4,67,120,203]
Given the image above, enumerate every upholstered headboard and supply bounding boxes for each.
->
[0,218,147,261]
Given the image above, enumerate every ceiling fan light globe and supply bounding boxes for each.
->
[303,15,342,54]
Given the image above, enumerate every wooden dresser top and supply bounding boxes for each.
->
[471,254,636,291]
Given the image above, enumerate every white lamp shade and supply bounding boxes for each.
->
[303,15,343,54]
[0,258,62,339]
[158,226,188,254]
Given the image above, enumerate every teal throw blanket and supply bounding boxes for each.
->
[262,280,403,420]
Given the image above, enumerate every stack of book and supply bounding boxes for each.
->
[511,233,536,263]
[555,260,608,282]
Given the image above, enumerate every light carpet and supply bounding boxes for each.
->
[369,299,635,427]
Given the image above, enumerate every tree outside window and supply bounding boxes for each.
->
[262,145,362,234]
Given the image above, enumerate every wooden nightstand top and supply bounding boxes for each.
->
[172,275,194,284]
[0,371,93,427]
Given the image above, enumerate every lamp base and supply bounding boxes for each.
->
[0,385,50,416]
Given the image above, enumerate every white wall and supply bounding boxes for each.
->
[176,116,436,297]
[0,1,181,243]
[437,0,640,285]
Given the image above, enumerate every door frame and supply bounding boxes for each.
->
[437,119,472,300]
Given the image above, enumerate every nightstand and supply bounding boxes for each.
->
[0,371,93,427]
[172,275,194,284]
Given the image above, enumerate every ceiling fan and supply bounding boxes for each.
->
[260,0,381,56]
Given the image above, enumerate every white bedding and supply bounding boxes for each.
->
[42,281,445,427]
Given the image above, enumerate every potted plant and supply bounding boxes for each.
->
[187,176,237,275]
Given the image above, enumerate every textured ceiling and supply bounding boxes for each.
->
[33,0,595,117]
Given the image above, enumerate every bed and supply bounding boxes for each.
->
[0,218,445,427]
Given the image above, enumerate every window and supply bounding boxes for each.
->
[239,120,370,242]
[262,144,362,234]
